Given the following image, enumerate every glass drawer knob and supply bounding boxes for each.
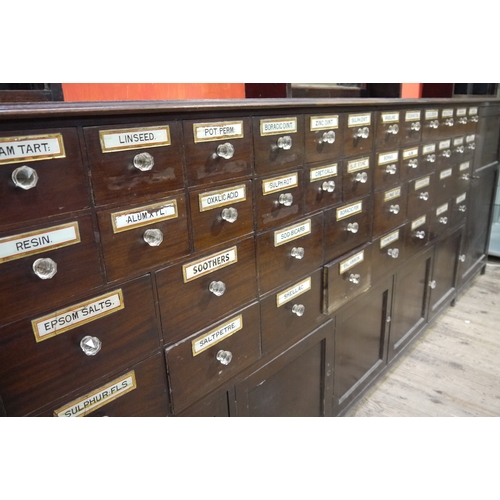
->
[439,216,448,224]
[386,164,397,175]
[459,205,467,212]
[389,204,400,214]
[209,281,226,296]
[408,159,418,169]
[429,280,437,289]
[419,191,429,201]
[455,146,465,154]
[356,127,370,139]
[133,152,154,171]
[441,149,451,158]
[355,171,368,183]
[468,142,476,150]
[414,230,426,239]
[349,273,361,284]
[292,304,305,316]
[143,228,163,246]
[278,193,293,206]
[320,130,336,144]
[461,174,470,180]
[387,124,399,135]
[347,222,359,233]
[426,154,436,163]
[216,350,232,365]
[277,135,292,150]
[321,180,336,192]
[459,254,466,262]
[471,115,479,123]
[387,248,399,258]
[291,247,305,259]
[430,120,439,129]
[411,121,421,131]
[445,118,454,126]
[459,117,468,124]
[33,258,57,279]
[12,165,39,190]
[216,142,235,160]
[80,335,102,356]
[221,207,238,223]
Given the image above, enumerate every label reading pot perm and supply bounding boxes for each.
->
[199,185,246,212]
[111,200,178,233]
[274,219,311,246]
[192,314,243,356]
[0,133,65,165]
[276,276,312,307]
[99,126,170,152]
[182,246,238,282]
[193,121,244,143]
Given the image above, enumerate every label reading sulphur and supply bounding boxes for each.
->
[193,121,244,143]
[192,315,243,356]
[276,277,311,307]
[112,200,178,232]
[183,246,237,282]
[262,173,298,194]
[274,219,311,247]
[100,126,170,152]
[310,116,338,130]
[260,117,297,136]
[199,185,246,212]
[340,250,364,274]
[0,133,65,165]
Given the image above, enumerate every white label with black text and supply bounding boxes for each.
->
[348,114,371,127]
[101,126,170,152]
[337,201,363,221]
[277,277,311,307]
[260,118,297,136]
[310,164,337,181]
[466,134,475,143]
[340,250,364,274]
[460,161,470,171]
[310,116,338,130]
[199,185,246,211]
[112,201,177,232]
[403,147,419,159]
[442,109,454,118]
[384,187,401,202]
[436,203,449,215]
[411,215,426,230]
[405,110,421,121]
[194,121,244,142]
[440,169,452,180]
[457,108,467,116]
[456,193,467,204]
[425,110,439,119]
[274,220,311,247]
[378,151,398,165]
[423,144,436,154]
[262,173,298,194]
[453,137,464,146]
[439,140,451,150]
[380,230,400,249]
[0,134,65,165]
[192,315,243,356]
[415,177,430,190]
[469,107,478,115]
[183,247,237,282]
[347,157,369,173]
[381,112,399,123]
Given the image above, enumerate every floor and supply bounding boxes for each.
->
[346,256,500,417]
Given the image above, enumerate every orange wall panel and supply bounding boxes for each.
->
[401,83,422,99]
[61,83,245,102]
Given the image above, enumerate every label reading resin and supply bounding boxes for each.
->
[183,246,237,282]
[310,116,338,130]
[439,139,451,150]
[192,314,243,356]
[0,133,65,165]
[415,176,430,190]
[442,109,454,118]
[469,107,478,115]
[310,164,338,181]
[411,215,426,230]
[277,277,311,307]
[457,193,467,204]
[436,203,449,215]
[380,230,400,249]
[453,137,464,146]
[262,173,298,195]
[112,200,178,232]
[466,134,475,143]
[193,121,244,143]
[100,126,170,152]
[423,144,436,154]
[199,185,246,212]
[384,187,401,202]
[425,109,439,120]
[348,113,371,127]
[54,371,136,417]
[274,219,311,247]
[378,151,398,165]
[347,157,369,173]
[457,108,467,116]
[403,147,419,159]
[32,290,124,342]
[0,222,80,264]
[405,110,421,121]
[340,250,364,274]
[337,201,363,221]
[381,112,399,123]
[260,117,297,136]
[440,168,452,180]
[460,161,470,171]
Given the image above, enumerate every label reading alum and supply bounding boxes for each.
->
[347,157,369,173]
[260,117,297,136]
[340,250,364,274]
[337,201,363,221]
[183,246,237,282]
[54,371,137,417]
[0,133,65,165]
[415,176,430,190]
[193,121,244,143]
[403,147,418,159]
[348,113,371,127]
[277,277,311,307]
[192,315,243,356]
[262,173,298,195]
[310,164,338,182]
[112,200,178,233]
[100,126,170,152]
[32,290,124,342]
[411,215,426,230]
[378,151,398,165]
[274,219,311,247]
[380,230,400,249]
[405,110,421,121]
[199,185,246,212]
[384,187,401,202]
[310,116,338,131]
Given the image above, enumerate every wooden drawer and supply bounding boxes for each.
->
[400,109,422,145]
[374,149,400,191]
[342,155,373,201]
[84,122,184,207]
[256,213,323,295]
[165,302,261,414]
[253,115,304,175]
[372,184,408,238]
[436,138,453,170]
[344,112,373,157]
[0,215,104,325]
[189,180,254,252]
[464,133,477,160]
[440,107,457,136]
[450,135,467,164]
[323,243,372,314]
[421,142,438,174]
[422,108,441,141]
[255,170,304,231]
[35,353,169,417]
[0,275,160,416]
[156,236,258,345]
[463,106,479,135]
[183,117,253,186]
[375,110,401,150]
[304,113,343,164]
[455,160,472,196]
[407,174,435,220]
[304,161,342,212]
[429,201,453,240]
[454,106,470,135]
[324,196,373,262]
[400,145,422,182]
[371,225,406,284]
[260,269,326,354]
[451,191,468,228]
[435,166,455,205]
[405,214,430,258]
[0,128,90,231]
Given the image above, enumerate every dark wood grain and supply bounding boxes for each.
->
[374,110,401,150]
[372,183,408,238]
[303,112,344,165]
[304,161,343,213]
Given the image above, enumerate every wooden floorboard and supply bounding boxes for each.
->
[346,259,500,417]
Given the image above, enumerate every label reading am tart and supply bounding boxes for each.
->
[32,290,124,343]
[440,168,452,180]
[466,134,475,143]
[100,126,170,152]
[0,133,65,165]
[453,137,464,146]
[347,157,369,173]
[457,108,467,116]
[193,121,244,143]
[348,113,371,127]
[262,173,298,195]
[260,117,297,136]
[112,200,178,233]
[277,277,311,307]
[183,246,237,283]
[436,203,449,215]
[423,144,436,154]
[340,250,364,274]
[0,222,80,264]
[378,151,398,165]
[411,215,426,230]
[274,219,311,247]
[384,187,401,202]
[54,371,136,417]
[199,185,246,212]
[310,164,338,181]
[469,107,478,115]
[380,230,400,249]
[337,201,363,221]
[439,139,451,150]
[403,147,419,159]
[415,176,430,190]
[405,110,421,121]
[425,109,439,120]
[460,161,470,171]
[381,112,399,123]
[457,193,467,204]
[442,109,454,118]
[310,115,338,131]
[192,314,243,356]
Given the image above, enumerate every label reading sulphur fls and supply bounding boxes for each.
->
[100,126,170,152]
[0,133,65,165]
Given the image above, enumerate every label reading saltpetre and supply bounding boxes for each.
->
[191,315,243,356]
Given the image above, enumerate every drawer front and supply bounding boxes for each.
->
[371,226,406,284]
[450,135,467,164]
[375,110,401,149]
[260,269,326,354]
[183,117,253,185]
[440,107,457,135]
[304,162,343,212]
[342,155,373,201]
[429,202,452,240]
[421,142,438,174]
[324,244,372,314]
[0,128,90,231]
[324,196,373,262]
[97,195,189,282]
[463,133,477,160]
[304,113,343,164]
[0,275,160,416]
[255,171,304,231]
[253,115,304,175]
[451,191,468,227]
[400,109,423,145]
[435,166,455,205]
[455,160,472,195]
[257,214,323,295]
[374,149,400,191]
[189,180,254,252]
[344,112,373,157]
[405,214,430,257]
[156,237,258,344]
[0,215,104,325]
[422,108,441,140]
[455,106,470,135]
[372,184,408,238]
[463,106,479,135]
[436,138,453,169]
[165,302,261,414]
[84,122,184,206]
[35,354,169,417]
[399,145,422,182]
[407,174,435,220]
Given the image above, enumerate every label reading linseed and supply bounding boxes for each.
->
[100,126,170,152]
